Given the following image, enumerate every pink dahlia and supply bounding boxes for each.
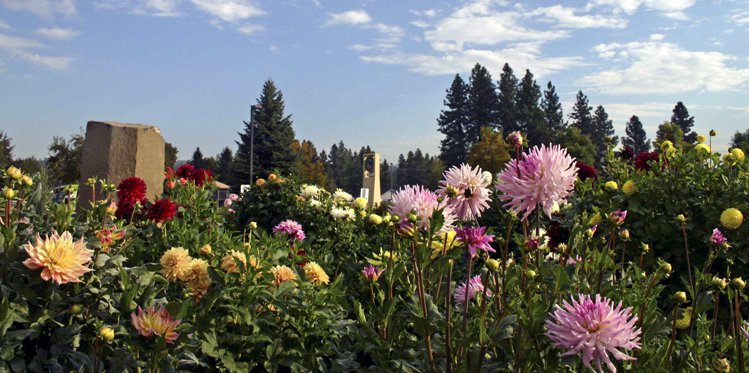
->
[131,305,181,344]
[496,144,578,221]
[454,275,491,305]
[362,265,385,282]
[273,220,306,241]
[390,185,456,231]
[710,228,727,246]
[546,294,641,373]
[455,226,495,258]
[437,163,492,221]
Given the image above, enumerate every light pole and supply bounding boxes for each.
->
[249,104,261,182]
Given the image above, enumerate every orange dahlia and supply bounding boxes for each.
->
[270,265,297,285]
[130,306,181,344]
[23,231,93,284]
[303,261,329,285]
[160,247,193,282]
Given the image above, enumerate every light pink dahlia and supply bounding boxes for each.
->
[437,163,492,221]
[454,275,491,305]
[273,220,306,241]
[390,185,455,231]
[455,226,495,258]
[23,231,93,285]
[546,294,641,373]
[131,305,181,344]
[496,144,578,221]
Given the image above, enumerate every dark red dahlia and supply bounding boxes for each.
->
[117,177,147,205]
[635,152,659,171]
[175,164,195,179]
[191,168,213,187]
[147,198,177,222]
[619,146,634,160]
[576,161,597,181]
[547,221,570,249]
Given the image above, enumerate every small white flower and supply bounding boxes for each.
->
[333,189,353,203]
[301,184,321,198]
[330,207,355,220]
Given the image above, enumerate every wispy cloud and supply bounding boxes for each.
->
[587,0,696,20]
[237,23,263,36]
[324,10,371,26]
[36,27,80,41]
[729,9,749,25]
[190,0,264,22]
[0,33,74,70]
[325,10,403,51]
[1,0,76,18]
[579,35,749,94]
[529,5,627,29]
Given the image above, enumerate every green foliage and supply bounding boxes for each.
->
[47,131,84,186]
[555,126,597,165]
[656,121,685,147]
[438,74,470,168]
[731,129,749,154]
[468,63,500,143]
[672,101,697,144]
[467,126,511,175]
[165,142,178,170]
[0,131,14,169]
[516,69,549,147]
[623,115,651,153]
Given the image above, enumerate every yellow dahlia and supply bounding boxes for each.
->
[270,265,297,285]
[696,134,707,144]
[186,259,212,300]
[695,143,711,155]
[303,261,329,285]
[730,148,745,163]
[221,250,258,273]
[160,247,193,282]
[622,180,637,196]
[131,305,181,344]
[430,229,462,259]
[604,181,618,191]
[23,231,93,284]
[721,208,744,230]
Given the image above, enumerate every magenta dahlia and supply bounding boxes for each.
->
[273,220,305,241]
[362,265,385,282]
[456,226,495,258]
[546,294,641,373]
[454,275,491,305]
[436,163,492,221]
[390,185,455,231]
[496,144,578,221]
[710,228,727,246]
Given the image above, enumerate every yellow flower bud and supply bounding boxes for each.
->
[660,261,673,274]
[674,291,687,303]
[675,214,687,224]
[70,304,83,315]
[622,180,637,196]
[6,166,22,180]
[604,181,618,191]
[486,259,500,272]
[99,326,115,342]
[713,357,730,373]
[3,187,15,199]
[525,269,537,279]
[200,244,212,255]
[249,221,258,230]
[368,213,383,225]
[696,134,707,144]
[732,277,746,289]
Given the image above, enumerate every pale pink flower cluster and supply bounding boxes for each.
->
[273,220,306,241]
[390,185,455,231]
[496,145,578,221]
[454,275,491,305]
[437,163,492,221]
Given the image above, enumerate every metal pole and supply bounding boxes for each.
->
[249,104,261,182]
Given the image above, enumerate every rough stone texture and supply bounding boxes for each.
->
[362,152,382,207]
[77,121,164,210]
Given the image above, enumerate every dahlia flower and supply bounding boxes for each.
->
[273,220,306,241]
[576,162,597,181]
[23,231,93,284]
[730,148,745,163]
[496,144,578,221]
[96,227,126,252]
[455,226,495,258]
[710,228,727,246]
[362,265,385,282]
[221,250,258,273]
[148,198,177,222]
[270,265,297,285]
[618,146,634,161]
[330,207,355,220]
[390,185,455,231]
[546,294,641,373]
[634,152,659,171]
[303,261,329,285]
[507,131,523,147]
[333,189,353,203]
[191,168,213,186]
[186,259,211,300]
[131,306,181,344]
[436,163,492,221]
[116,177,147,219]
[454,275,491,305]
[300,184,321,198]
[175,164,195,179]
[609,210,627,226]
[720,208,743,230]
[160,247,193,282]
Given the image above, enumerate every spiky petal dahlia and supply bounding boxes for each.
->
[496,144,578,221]
[270,265,297,285]
[131,306,181,344]
[546,294,641,373]
[273,220,306,241]
[437,163,492,221]
[303,261,329,285]
[390,185,456,231]
[454,275,491,305]
[23,231,93,284]
[455,226,495,258]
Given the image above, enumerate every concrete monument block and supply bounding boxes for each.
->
[77,121,165,210]
[362,153,381,207]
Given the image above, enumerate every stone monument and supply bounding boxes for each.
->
[362,152,381,207]
[77,121,165,210]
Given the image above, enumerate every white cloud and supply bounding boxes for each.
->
[0,19,9,29]
[588,0,695,19]
[411,20,430,28]
[0,34,45,50]
[236,23,263,35]
[529,5,627,28]
[36,27,80,41]
[729,9,749,25]
[140,0,181,16]
[1,0,76,18]
[190,0,264,22]
[0,33,74,70]
[324,10,371,26]
[579,38,749,94]
[410,9,439,18]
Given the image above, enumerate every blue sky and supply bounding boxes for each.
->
[1,0,748,164]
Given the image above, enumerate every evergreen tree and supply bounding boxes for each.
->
[671,102,696,143]
[497,63,519,134]
[165,142,178,170]
[380,159,393,192]
[731,129,749,154]
[515,69,548,146]
[541,81,565,135]
[395,153,407,189]
[291,140,328,187]
[191,147,205,169]
[235,80,297,183]
[217,147,233,184]
[0,131,14,168]
[467,63,500,144]
[569,91,593,136]
[622,115,650,153]
[655,121,684,147]
[437,74,470,167]
[467,126,511,175]
[556,127,597,165]
[591,105,618,163]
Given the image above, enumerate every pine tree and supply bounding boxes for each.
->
[217,147,233,183]
[0,131,14,168]
[291,140,328,187]
[497,63,518,134]
[622,115,650,153]
[191,147,205,169]
[467,63,500,144]
[235,80,297,183]
[655,121,684,146]
[437,74,470,167]
[541,81,565,135]
[515,69,548,146]
[591,106,618,164]
[165,142,178,170]
[671,102,696,143]
[569,91,593,135]
[380,159,393,192]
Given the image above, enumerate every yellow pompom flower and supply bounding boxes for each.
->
[721,208,743,230]
[622,180,637,196]
[270,265,297,285]
[353,197,368,209]
[694,143,711,155]
[303,261,329,285]
[160,247,193,282]
[186,259,212,300]
[696,134,707,144]
[730,148,745,163]
[604,181,618,191]
[368,213,383,225]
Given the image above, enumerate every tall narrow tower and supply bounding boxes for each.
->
[362,153,381,207]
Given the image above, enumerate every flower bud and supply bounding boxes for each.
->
[70,304,83,315]
[3,187,15,199]
[255,178,266,186]
[200,244,212,255]
[525,269,537,279]
[407,213,418,223]
[99,326,115,342]
[713,358,730,373]
[641,243,650,253]
[482,171,492,184]
[732,277,746,289]
[659,261,672,274]
[249,221,258,230]
[674,291,688,303]
[383,214,391,223]
[675,214,687,224]
[713,276,729,290]
[21,175,33,186]
[6,166,22,180]
[696,134,707,144]
[618,229,630,240]
[604,181,618,191]
[506,131,523,147]
[368,213,383,225]
[486,259,500,272]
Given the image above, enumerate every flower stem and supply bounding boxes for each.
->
[735,291,745,373]
[680,222,695,297]
[663,306,679,367]
[446,260,454,373]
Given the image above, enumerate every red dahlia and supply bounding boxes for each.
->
[148,198,177,222]
[635,152,659,171]
[117,177,147,205]
[175,164,195,179]
[191,168,213,187]
[575,161,597,181]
